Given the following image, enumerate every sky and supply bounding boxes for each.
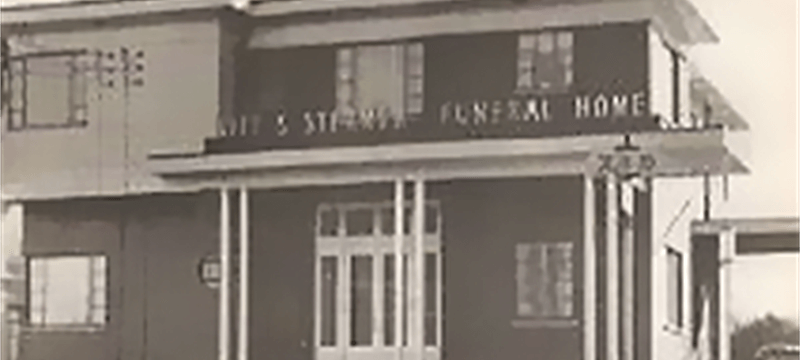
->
[687,0,799,323]
[1,0,798,325]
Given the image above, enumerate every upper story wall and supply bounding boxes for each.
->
[0,0,735,200]
[212,21,655,153]
[1,11,227,200]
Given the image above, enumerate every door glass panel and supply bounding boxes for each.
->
[425,205,438,234]
[424,253,437,346]
[321,257,338,346]
[350,256,373,346]
[384,254,409,346]
[319,208,340,237]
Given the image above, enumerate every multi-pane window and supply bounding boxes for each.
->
[517,31,574,94]
[335,42,424,127]
[666,247,683,327]
[6,50,89,130]
[516,242,574,318]
[28,255,107,328]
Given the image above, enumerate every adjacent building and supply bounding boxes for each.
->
[0,0,754,360]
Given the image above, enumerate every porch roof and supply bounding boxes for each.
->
[692,217,800,255]
[246,0,717,49]
[146,128,747,189]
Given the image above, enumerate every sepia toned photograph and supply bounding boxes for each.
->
[0,0,797,359]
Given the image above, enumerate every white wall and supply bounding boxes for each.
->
[651,177,704,360]
[1,15,221,199]
[649,27,672,125]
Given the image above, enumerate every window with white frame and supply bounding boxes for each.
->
[515,242,574,318]
[6,50,89,131]
[335,42,424,128]
[517,31,573,94]
[28,255,108,328]
[666,246,683,328]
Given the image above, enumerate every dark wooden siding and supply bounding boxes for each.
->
[430,177,584,360]
[20,194,219,360]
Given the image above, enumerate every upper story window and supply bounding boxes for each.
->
[666,246,684,328]
[28,254,108,329]
[517,30,573,94]
[515,241,574,318]
[6,49,89,131]
[335,42,424,127]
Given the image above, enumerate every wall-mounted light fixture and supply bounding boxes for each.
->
[596,134,656,192]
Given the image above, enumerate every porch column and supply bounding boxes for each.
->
[238,187,250,360]
[394,179,406,359]
[719,227,735,360]
[606,174,619,360]
[620,182,635,360]
[583,176,596,360]
[219,188,231,360]
[412,178,426,360]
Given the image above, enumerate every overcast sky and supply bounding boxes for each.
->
[688,0,798,323]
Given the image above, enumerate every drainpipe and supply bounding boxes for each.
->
[718,227,735,360]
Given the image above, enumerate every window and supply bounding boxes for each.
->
[517,31,573,94]
[516,242,574,318]
[666,247,683,327]
[335,42,424,128]
[6,50,89,130]
[28,255,107,328]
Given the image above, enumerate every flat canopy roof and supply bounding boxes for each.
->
[692,218,800,255]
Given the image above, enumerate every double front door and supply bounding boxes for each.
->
[315,201,442,360]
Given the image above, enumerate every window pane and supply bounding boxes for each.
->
[44,257,91,324]
[346,208,375,236]
[27,256,108,326]
[667,248,683,326]
[406,43,424,61]
[9,64,25,110]
[406,77,423,96]
[424,253,437,346]
[319,208,339,236]
[384,254,409,346]
[380,207,395,235]
[350,256,373,346]
[547,243,573,317]
[321,256,337,346]
[556,32,573,50]
[92,290,106,307]
[384,255,395,345]
[516,242,573,318]
[90,308,106,325]
[406,96,423,115]
[354,44,405,118]
[26,56,72,126]
[425,204,439,234]
[519,34,537,50]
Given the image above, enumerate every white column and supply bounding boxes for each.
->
[719,227,736,360]
[620,183,635,360]
[394,180,406,358]
[583,176,597,360]
[606,174,619,360]
[238,187,250,360]
[219,188,231,360]
[412,178,426,360]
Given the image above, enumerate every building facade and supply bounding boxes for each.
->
[0,0,750,360]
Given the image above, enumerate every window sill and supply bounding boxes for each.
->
[23,324,105,333]
[511,318,579,329]
[8,120,89,132]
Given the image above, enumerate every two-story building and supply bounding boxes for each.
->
[1,0,750,359]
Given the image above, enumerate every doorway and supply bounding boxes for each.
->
[314,200,442,360]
